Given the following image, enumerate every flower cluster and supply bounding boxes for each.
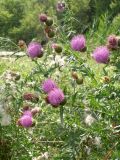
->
[71,71,84,85]
[39,13,55,38]
[42,79,65,107]
[17,106,41,128]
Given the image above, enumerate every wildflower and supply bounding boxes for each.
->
[70,35,86,51]
[42,79,57,93]
[84,114,96,126]
[27,42,43,59]
[57,1,66,12]
[23,93,39,103]
[47,88,65,107]
[39,13,47,22]
[18,115,33,128]
[92,46,110,64]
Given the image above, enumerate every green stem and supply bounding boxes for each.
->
[103,65,108,76]
[60,105,64,127]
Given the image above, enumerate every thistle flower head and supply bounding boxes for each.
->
[27,42,43,59]
[39,13,47,22]
[108,35,117,46]
[92,46,110,64]
[70,35,86,51]
[18,115,33,128]
[42,79,57,93]
[57,1,66,12]
[47,88,65,107]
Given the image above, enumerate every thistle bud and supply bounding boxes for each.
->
[45,17,53,26]
[18,40,26,49]
[23,93,39,103]
[71,72,78,80]
[101,76,110,83]
[54,45,63,53]
[76,78,83,85]
[44,26,51,33]
[39,13,47,22]
[47,30,55,38]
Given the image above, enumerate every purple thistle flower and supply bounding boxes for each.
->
[47,88,65,107]
[19,115,33,128]
[70,35,86,51]
[27,42,43,59]
[57,1,66,12]
[39,13,47,22]
[107,35,118,49]
[42,79,58,94]
[92,46,110,64]
[108,35,117,46]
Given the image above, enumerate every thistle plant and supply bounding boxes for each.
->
[0,1,120,159]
